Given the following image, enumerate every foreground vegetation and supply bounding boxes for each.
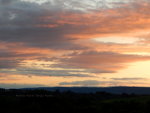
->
[1,88,150,113]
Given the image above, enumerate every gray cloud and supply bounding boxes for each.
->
[0,83,46,89]
[1,0,150,78]
[0,0,91,51]
[0,50,47,69]
[0,68,92,77]
[0,60,20,69]
[0,0,146,50]
[59,79,148,86]
[111,78,147,81]
[60,80,101,86]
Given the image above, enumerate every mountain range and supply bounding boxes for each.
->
[21,87,150,95]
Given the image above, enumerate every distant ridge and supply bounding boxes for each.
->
[21,87,150,95]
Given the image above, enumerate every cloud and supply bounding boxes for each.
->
[1,0,150,79]
[111,77,147,81]
[59,80,101,86]
[59,79,149,87]
[0,68,92,77]
[0,60,20,69]
[16,68,92,77]
[0,83,46,89]
[0,44,52,69]
[1,0,150,50]
[56,51,150,74]
[0,0,150,50]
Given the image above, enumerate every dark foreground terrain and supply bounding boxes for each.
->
[1,88,150,113]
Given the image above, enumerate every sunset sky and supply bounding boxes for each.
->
[1,0,150,88]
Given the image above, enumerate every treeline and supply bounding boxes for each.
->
[0,88,135,99]
[0,88,150,113]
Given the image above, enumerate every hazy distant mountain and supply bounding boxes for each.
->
[21,87,150,95]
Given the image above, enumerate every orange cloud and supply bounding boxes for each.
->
[40,1,150,38]
[1,0,150,86]
[57,51,150,73]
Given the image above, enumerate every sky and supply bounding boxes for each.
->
[1,0,150,88]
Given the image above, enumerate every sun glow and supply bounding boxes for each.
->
[93,37,140,44]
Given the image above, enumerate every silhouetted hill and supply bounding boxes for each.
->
[1,88,150,113]
[21,87,150,95]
